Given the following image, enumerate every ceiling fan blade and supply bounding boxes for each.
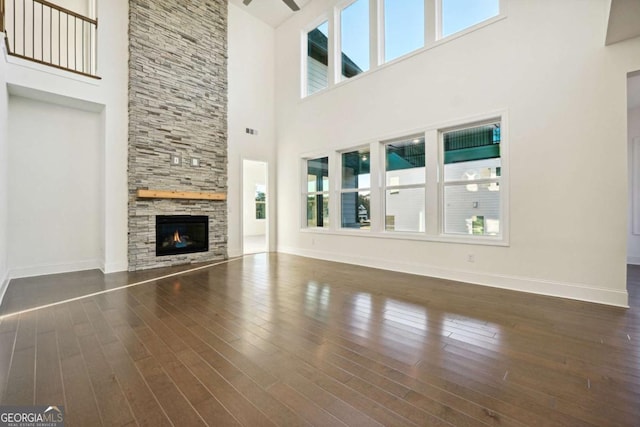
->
[282,0,300,11]
[243,0,252,5]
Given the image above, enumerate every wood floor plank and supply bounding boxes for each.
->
[110,304,239,426]
[134,355,207,427]
[0,316,18,403]
[148,290,360,425]
[133,295,308,426]
[100,339,172,427]
[77,329,136,426]
[176,348,277,427]
[54,304,102,427]
[266,381,347,427]
[34,310,65,406]
[59,353,103,426]
[2,313,36,405]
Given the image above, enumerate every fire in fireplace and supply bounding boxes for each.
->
[156,215,209,256]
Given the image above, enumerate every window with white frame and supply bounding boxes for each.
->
[340,148,371,229]
[442,121,501,236]
[384,136,426,232]
[306,157,330,228]
[307,21,329,96]
[340,0,370,80]
[302,0,503,97]
[300,116,506,243]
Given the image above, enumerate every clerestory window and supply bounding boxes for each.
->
[302,0,504,97]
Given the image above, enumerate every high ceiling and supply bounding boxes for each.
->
[229,0,311,28]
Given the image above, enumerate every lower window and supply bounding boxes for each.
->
[300,115,506,243]
[442,122,501,236]
[384,136,425,232]
[306,157,330,228]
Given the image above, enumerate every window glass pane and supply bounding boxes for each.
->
[444,157,501,182]
[444,182,500,235]
[341,191,371,229]
[385,188,425,232]
[342,149,370,189]
[307,21,329,96]
[442,0,500,38]
[307,194,330,228]
[385,138,425,186]
[255,185,266,219]
[307,157,329,192]
[256,202,266,220]
[443,123,500,181]
[384,0,424,62]
[341,0,370,79]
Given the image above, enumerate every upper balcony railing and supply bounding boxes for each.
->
[1,0,99,78]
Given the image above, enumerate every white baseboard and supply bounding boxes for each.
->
[627,256,640,265]
[101,261,128,274]
[278,246,629,308]
[8,260,102,280]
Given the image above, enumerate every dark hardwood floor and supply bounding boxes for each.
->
[0,253,638,426]
[0,263,204,316]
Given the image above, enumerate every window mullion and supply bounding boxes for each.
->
[332,4,341,85]
[444,177,501,186]
[327,12,337,90]
[386,183,424,191]
[425,0,437,46]
[370,0,381,68]
[377,0,385,66]
[370,141,384,233]
[329,150,339,231]
[425,129,439,236]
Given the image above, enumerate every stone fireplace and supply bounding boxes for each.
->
[127,0,228,271]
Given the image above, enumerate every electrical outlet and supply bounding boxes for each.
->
[170,154,181,166]
[467,254,475,263]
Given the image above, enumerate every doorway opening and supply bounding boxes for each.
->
[243,160,268,254]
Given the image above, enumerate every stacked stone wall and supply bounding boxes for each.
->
[128,0,227,270]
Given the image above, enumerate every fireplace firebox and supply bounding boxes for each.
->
[156,215,209,256]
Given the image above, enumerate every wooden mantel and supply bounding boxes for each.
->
[136,189,226,201]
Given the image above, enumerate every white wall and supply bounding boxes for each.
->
[228,4,277,257]
[8,96,102,277]
[275,0,640,306]
[59,0,91,15]
[0,36,10,301]
[243,160,267,237]
[2,0,128,277]
[628,105,640,263]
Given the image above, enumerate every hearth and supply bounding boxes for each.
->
[156,215,209,256]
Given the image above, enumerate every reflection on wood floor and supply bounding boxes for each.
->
[0,253,638,426]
